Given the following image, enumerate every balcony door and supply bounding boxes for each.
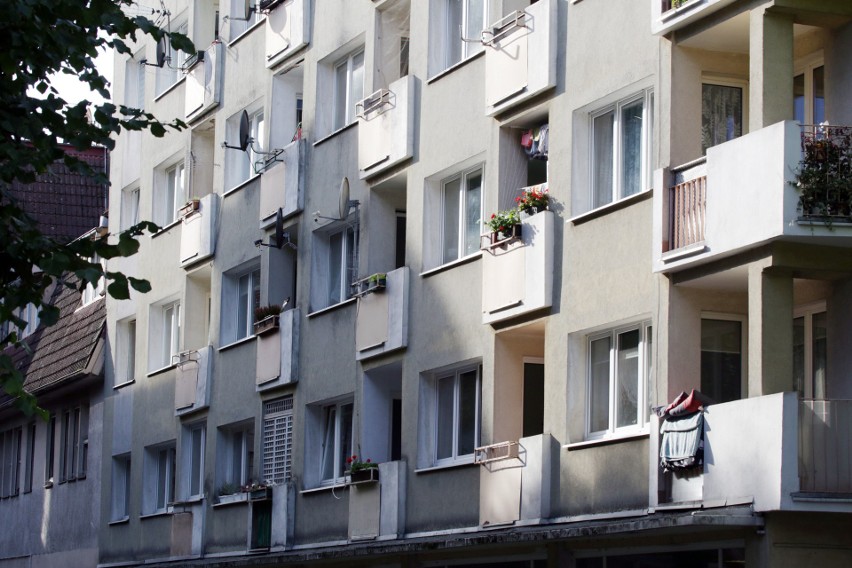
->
[700,316,746,404]
[522,360,545,438]
[794,302,827,400]
[794,53,825,128]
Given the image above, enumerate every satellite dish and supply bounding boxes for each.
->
[156,37,167,68]
[243,0,253,21]
[274,208,285,249]
[238,110,250,152]
[338,177,350,220]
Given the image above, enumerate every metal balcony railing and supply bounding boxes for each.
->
[668,158,707,251]
[799,399,852,493]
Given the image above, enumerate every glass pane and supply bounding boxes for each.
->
[794,73,805,124]
[702,83,742,153]
[701,319,742,403]
[231,431,244,485]
[328,232,343,304]
[593,111,614,208]
[333,60,348,130]
[237,273,250,339]
[465,0,485,58]
[458,370,478,456]
[126,321,136,380]
[620,99,644,198]
[436,376,455,460]
[616,329,640,428]
[463,170,482,256]
[442,178,461,263]
[813,311,827,399]
[446,0,463,67]
[589,337,611,433]
[157,450,167,509]
[162,306,174,367]
[191,428,203,495]
[338,403,353,478]
[320,407,336,480]
[813,66,825,125]
[793,316,805,396]
[251,269,261,325]
[345,226,357,299]
[350,52,365,124]
[165,168,177,222]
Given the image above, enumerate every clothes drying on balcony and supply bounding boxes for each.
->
[655,388,714,419]
[659,410,703,472]
[520,124,549,160]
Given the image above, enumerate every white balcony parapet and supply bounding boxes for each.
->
[174,346,212,415]
[799,399,852,494]
[482,209,554,325]
[259,139,305,227]
[265,0,311,69]
[256,308,300,391]
[357,75,415,179]
[348,461,406,541]
[355,267,409,360]
[180,193,219,268]
[184,41,223,123]
[651,0,738,36]
[484,0,556,116]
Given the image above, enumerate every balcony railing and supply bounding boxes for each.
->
[799,399,852,494]
[184,41,222,123]
[174,346,212,415]
[256,308,300,391]
[265,0,311,68]
[667,158,707,252]
[355,267,408,361]
[180,194,219,268]
[797,125,852,221]
[259,138,305,226]
[357,75,415,179]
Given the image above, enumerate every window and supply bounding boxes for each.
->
[587,323,652,438]
[794,302,826,399]
[795,55,825,128]
[229,0,262,41]
[156,161,185,226]
[332,49,365,131]
[262,396,293,484]
[155,20,188,96]
[5,303,40,340]
[24,422,35,494]
[312,222,359,310]
[440,166,482,265]
[145,443,176,514]
[182,422,206,499]
[700,317,744,404]
[443,0,486,71]
[112,454,131,521]
[222,266,261,344]
[702,81,745,153]
[44,413,55,485]
[124,51,145,110]
[591,90,653,209]
[81,253,105,306]
[432,365,480,465]
[59,406,88,482]
[150,300,180,371]
[120,186,140,231]
[116,318,137,384]
[220,422,254,490]
[226,108,264,190]
[0,427,22,498]
[319,400,353,485]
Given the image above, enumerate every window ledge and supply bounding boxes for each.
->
[108,517,130,526]
[113,379,136,391]
[224,173,261,197]
[153,76,186,102]
[420,252,482,278]
[415,459,477,474]
[569,189,653,225]
[152,218,181,238]
[139,510,173,520]
[313,121,358,148]
[307,297,356,318]
[564,430,649,451]
[427,50,485,85]
[218,335,256,352]
[300,482,348,495]
[228,18,266,48]
[147,363,177,378]
[213,495,249,508]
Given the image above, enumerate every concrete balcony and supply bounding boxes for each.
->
[483,0,556,116]
[348,461,406,541]
[477,434,554,526]
[265,0,311,68]
[174,346,212,416]
[355,267,408,361]
[651,0,738,36]
[179,193,219,268]
[481,209,554,325]
[184,41,223,123]
[654,121,852,274]
[357,75,415,180]
[256,308,300,391]
[259,139,305,226]
[652,393,852,513]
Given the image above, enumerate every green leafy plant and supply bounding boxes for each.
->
[795,125,852,221]
[487,209,521,235]
[515,185,550,215]
[345,455,378,474]
[218,483,239,496]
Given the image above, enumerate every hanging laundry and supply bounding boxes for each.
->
[659,411,704,472]
[520,129,533,149]
[524,124,549,160]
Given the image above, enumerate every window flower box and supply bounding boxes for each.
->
[248,487,272,501]
[253,314,280,336]
[346,467,379,486]
[179,198,201,218]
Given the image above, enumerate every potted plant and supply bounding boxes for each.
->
[242,480,272,501]
[795,124,852,224]
[253,304,282,335]
[217,483,245,504]
[344,455,379,485]
[516,185,550,216]
[487,209,521,245]
[368,272,387,292]
[179,197,202,217]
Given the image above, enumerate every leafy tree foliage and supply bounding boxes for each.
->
[0,0,193,416]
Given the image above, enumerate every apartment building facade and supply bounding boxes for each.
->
[100,0,852,566]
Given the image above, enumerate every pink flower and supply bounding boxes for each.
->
[365,459,371,463]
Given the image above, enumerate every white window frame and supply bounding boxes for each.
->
[586,322,652,440]
[701,76,749,154]
[116,318,137,385]
[81,253,105,306]
[794,51,825,128]
[311,220,359,311]
[0,427,23,498]
[262,396,293,485]
[794,301,827,399]
[442,0,487,71]
[59,406,88,482]
[120,185,140,231]
[332,49,365,131]
[149,300,181,372]
[700,312,748,404]
[124,50,146,110]
[590,89,653,210]
[181,422,206,499]
[162,162,185,226]
[219,422,254,490]
[146,443,176,514]
[221,264,261,345]
[111,454,131,521]
[439,165,483,266]
[431,364,481,467]
[155,20,188,97]
[225,108,264,191]
[228,0,264,42]
[318,399,354,486]
[44,414,56,485]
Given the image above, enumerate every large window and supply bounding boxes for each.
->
[440,166,482,265]
[700,317,744,404]
[0,427,23,498]
[120,186,140,231]
[435,365,480,465]
[312,222,359,311]
[444,0,486,71]
[222,265,261,344]
[591,90,653,210]
[219,422,254,490]
[794,303,827,399]
[81,253,105,306]
[111,454,131,521]
[794,56,825,128]
[587,323,652,438]
[154,161,185,226]
[124,50,145,109]
[701,81,745,154]
[319,400,353,485]
[116,318,137,385]
[262,396,293,484]
[150,300,181,371]
[226,108,264,190]
[59,406,88,483]
[145,443,176,514]
[332,49,365,131]
[182,422,205,499]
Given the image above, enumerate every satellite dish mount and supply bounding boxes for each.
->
[221,110,285,173]
[314,177,359,223]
